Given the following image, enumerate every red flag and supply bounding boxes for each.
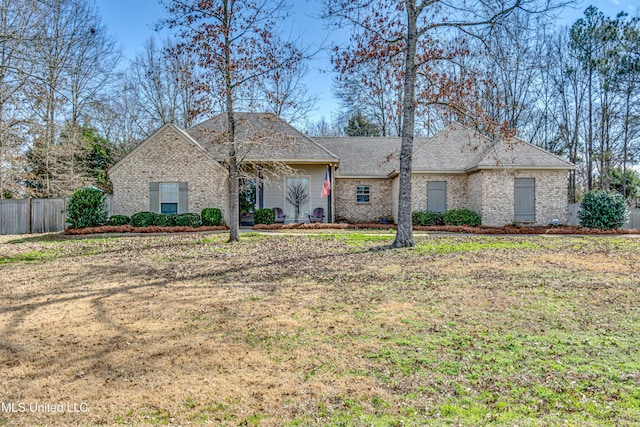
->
[321,166,331,198]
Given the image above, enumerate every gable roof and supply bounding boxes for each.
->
[108,123,225,176]
[187,112,339,163]
[320,123,573,177]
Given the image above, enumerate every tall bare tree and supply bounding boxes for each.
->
[324,0,568,248]
[129,37,196,132]
[0,0,43,197]
[162,0,308,242]
[251,41,316,126]
[26,0,119,197]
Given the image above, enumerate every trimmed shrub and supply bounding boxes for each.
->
[579,190,628,229]
[106,215,130,226]
[175,213,201,227]
[444,209,481,227]
[153,213,176,227]
[201,208,223,226]
[67,187,107,229]
[130,211,155,228]
[254,208,275,225]
[412,210,444,226]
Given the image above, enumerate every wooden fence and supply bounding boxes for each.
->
[0,199,66,235]
[567,203,640,229]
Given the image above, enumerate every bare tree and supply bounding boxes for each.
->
[324,0,569,248]
[129,37,197,132]
[303,116,345,137]
[162,0,309,242]
[333,56,404,136]
[0,0,42,198]
[251,41,317,126]
[286,179,309,223]
[26,0,120,197]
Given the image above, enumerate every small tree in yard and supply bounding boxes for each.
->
[579,190,628,229]
[67,187,106,229]
[286,181,309,223]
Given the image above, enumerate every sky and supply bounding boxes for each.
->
[97,0,639,124]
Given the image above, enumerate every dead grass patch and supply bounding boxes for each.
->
[1,234,640,425]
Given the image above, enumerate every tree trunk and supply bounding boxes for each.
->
[622,86,631,198]
[224,0,240,243]
[586,66,593,191]
[393,1,417,248]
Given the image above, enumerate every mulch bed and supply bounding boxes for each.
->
[63,223,640,235]
[255,222,640,235]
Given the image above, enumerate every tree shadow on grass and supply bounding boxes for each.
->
[0,241,398,425]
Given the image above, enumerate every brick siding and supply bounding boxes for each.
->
[334,178,393,223]
[109,126,229,223]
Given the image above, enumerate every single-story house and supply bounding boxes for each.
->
[108,113,574,227]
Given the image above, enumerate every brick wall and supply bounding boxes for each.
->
[480,169,568,226]
[411,174,468,212]
[467,172,483,216]
[334,178,393,223]
[109,126,229,223]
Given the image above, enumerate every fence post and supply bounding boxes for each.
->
[27,198,32,234]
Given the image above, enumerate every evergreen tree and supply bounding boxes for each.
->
[344,113,381,137]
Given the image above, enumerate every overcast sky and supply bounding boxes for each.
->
[97,0,639,124]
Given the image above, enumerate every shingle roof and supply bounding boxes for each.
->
[412,125,486,171]
[474,135,575,170]
[315,137,405,177]
[320,124,574,177]
[186,112,339,163]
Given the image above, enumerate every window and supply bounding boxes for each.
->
[427,181,446,213]
[356,185,370,203]
[160,183,179,214]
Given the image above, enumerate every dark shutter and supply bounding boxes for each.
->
[178,182,189,214]
[427,181,447,213]
[149,182,159,213]
[514,178,535,222]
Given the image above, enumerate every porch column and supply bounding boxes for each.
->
[330,164,335,223]
[258,166,264,209]
[327,165,332,223]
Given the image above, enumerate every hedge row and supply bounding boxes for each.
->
[65,225,228,235]
[102,208,223,229]
[412,209,481,227]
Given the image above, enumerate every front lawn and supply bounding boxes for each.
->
[1,233,639,425]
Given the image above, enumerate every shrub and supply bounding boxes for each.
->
[66,187,107,229]
[254,208,275,225]
[175,213,201,227]
[106,215,130,226]
[579,190,628,229]
[201,208,223,226]
[412,210,444,226]
[130,211,155,228]
[153,213,176,227]
[443,209,481,227]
